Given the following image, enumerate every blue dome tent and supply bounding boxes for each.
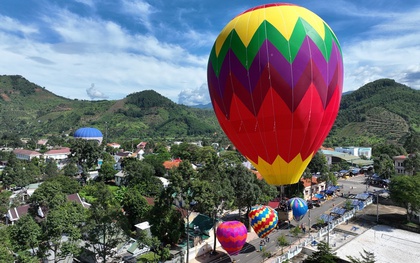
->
[74,127,103,145]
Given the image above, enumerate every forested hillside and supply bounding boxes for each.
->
[0,75,222,146]
[0,75,419,149]
[325,79,420,146]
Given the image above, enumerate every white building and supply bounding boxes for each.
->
[13,149,42,161]
[43,147,71,161]
[334,147,372,159]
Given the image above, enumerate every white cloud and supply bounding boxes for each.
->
[341,6,420,91]
[178,83,210,106]
[86,84,109,99]
[74,0,95,8]
[0,15,38,35]
[120,0,154,31]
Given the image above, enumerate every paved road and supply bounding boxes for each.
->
[203,175,383,263]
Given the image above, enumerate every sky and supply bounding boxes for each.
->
[1,0,420,105]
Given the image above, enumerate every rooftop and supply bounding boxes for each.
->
[335,225,420,263]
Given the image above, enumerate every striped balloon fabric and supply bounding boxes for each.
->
[216,221,247,256]
[289,197,308,222]
[207,3,343,186]
[249,205,278,238]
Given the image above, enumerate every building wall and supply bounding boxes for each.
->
[334,147,372,159]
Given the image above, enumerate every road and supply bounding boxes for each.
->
[204,175,382,263]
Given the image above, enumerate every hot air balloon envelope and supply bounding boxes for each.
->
[289,197,308,222]
[207,3,343,186]
[216,221,247,256]
[249,205,278,238]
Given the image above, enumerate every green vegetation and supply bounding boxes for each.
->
[347,250,376,263]
[0,75,222,145]
[303,241,339,263]
[325,79,420,146]
[1,76,419,151]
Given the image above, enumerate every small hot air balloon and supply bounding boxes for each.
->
[207,3,343,186]
[216,221,247,256]
[249,205,278,238]
[289,197,308,222]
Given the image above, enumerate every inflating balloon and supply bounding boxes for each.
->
[207,3,343,185]
[216,221,247,256]
[249,205,278,238]
[289,197,308,222]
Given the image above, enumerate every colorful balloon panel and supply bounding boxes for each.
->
[289,197,308,222]
[207,3,343,185]
[216,221,247,256]
[249,205,278,238]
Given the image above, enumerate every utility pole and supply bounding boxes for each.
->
[308,179,312,236]
[376,192,379,222]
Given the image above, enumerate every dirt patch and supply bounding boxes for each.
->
[354,203,410,230]
[1,93,11,101]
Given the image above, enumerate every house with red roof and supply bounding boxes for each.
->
[301,176,326,201]
[13,149,42,161]
[163,158,182,175]
[107,142,121,149]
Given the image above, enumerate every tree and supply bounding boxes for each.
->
[307,152,329,174]
[277,234,289,255]
[227,164,276,229]
[347,249,376,263]
[149,189,184,245]
[2,153,34,188]
[389,175,420,220]
[218,150,243,165]
[98,161,117,182]
[44,161,59,178]
[196,152,234,253]
[373,154,395,179]
[170,142,199,162]
[40,202,87,263]
[0,190,12,216]
[0,228,14,263]
[319,171,338,186]
[122,186,151,228]
[9,215,42,257]
[227,164,255,224]
[403,130,420,154]
[137,230,171,262]
[85,183,129,263]
[261,246,272,262]
[143,152,169,177]
[63,161,78,177]
[372,143,406,158]
[30,180,67,210]
[195,146,216,164]
[69,139,102,172]
[304,241,339,263]
[122,158,162,196]
[404,153,420,175]
[48,175,81,194]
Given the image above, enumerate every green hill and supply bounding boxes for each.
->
[0,75,418,148]
[325,78,420,146]
[0,75,221,143]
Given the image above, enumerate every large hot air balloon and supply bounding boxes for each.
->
[289,197,308,222]
[249,205,278,238]
[216,221,247,256]
[207,3,343,185]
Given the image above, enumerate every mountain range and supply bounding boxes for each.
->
[0,75,418,147]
